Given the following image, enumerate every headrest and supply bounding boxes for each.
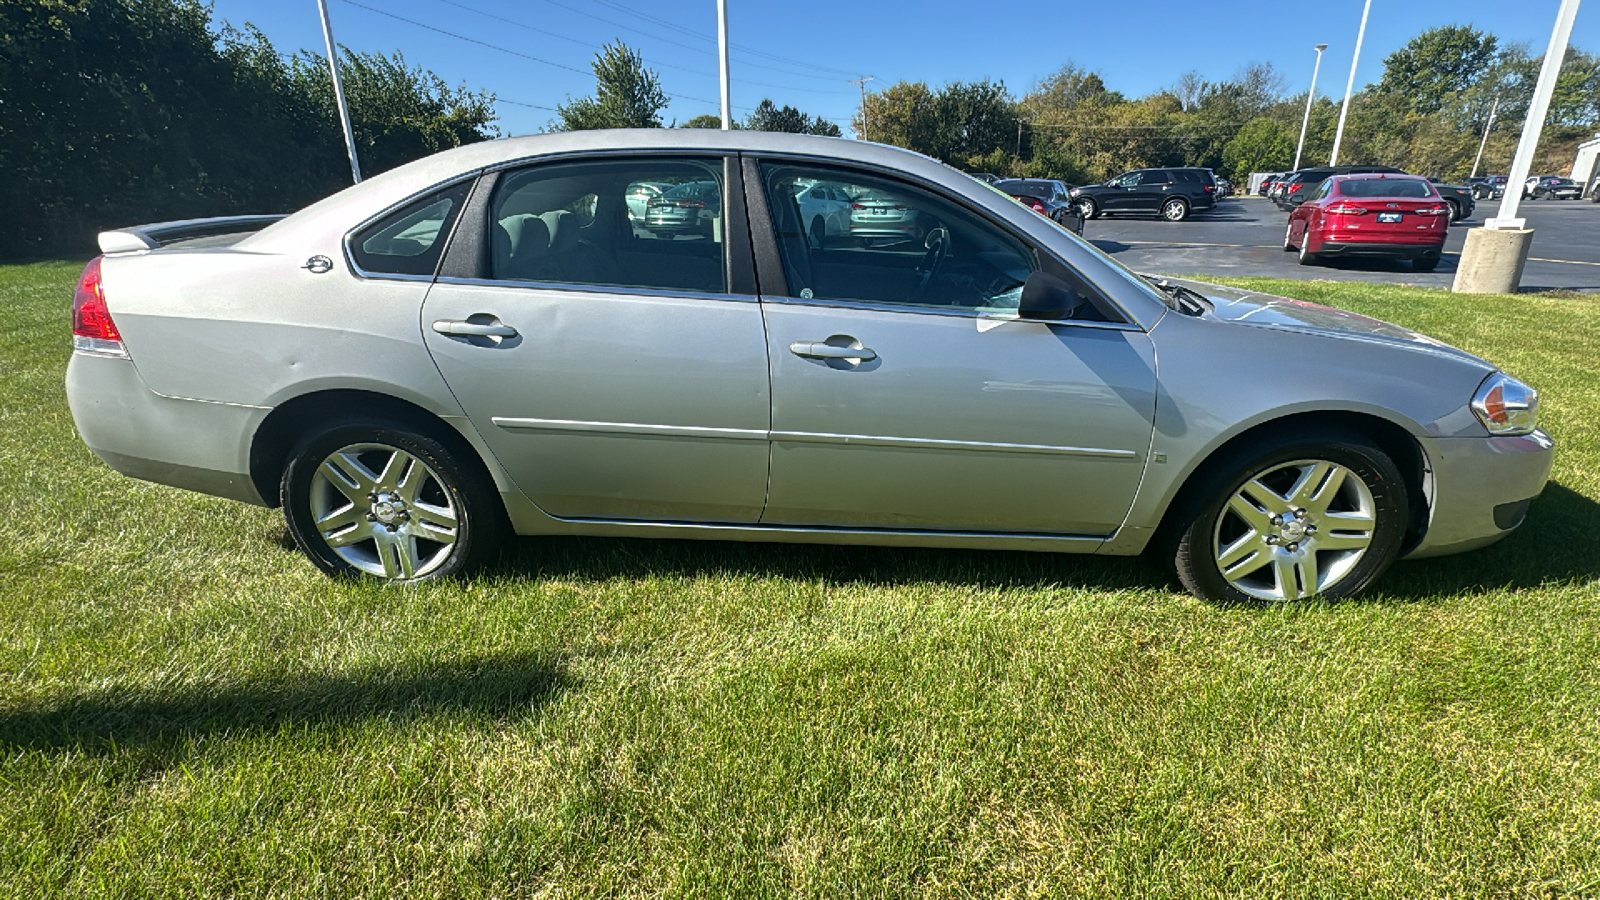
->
[540,210,576,252]
[508,214,552,259]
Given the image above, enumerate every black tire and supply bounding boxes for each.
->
[809,217,825,249]
[1169,431,1410,603]
[280,417,504,583]
[1446,199,1460,223]
[1297,236,1318,266]
[1412,253,1440,273]
[1161,197,1189,222]
[1075,198,1098,220]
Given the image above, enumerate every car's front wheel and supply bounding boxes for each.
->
[1170,433,1409,603]
[1075,198,1098,220]
[280,418,504,582]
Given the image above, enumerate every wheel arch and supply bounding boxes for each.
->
[1148,409,1432,557]
[249,388,509,512]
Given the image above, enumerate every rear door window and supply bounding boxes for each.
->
[488,157,727,294]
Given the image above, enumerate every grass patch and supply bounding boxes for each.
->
[2,263,1598,897]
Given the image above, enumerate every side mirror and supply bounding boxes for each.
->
[1018,270,1086,321]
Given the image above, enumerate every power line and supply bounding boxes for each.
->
[592,0,863,78]
[334,0,750,113]
[431,0,853,97]
[529,0,858,86]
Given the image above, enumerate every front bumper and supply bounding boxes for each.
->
[66,351,269,505]
[1406,430,1555,558]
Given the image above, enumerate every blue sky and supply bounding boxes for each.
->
[211,1,1599,136]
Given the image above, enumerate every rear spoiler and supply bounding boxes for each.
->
[97,215,287,254]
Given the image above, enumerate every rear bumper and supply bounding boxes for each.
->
[66,352,269,505]
[1406,430,1555,558]
[1314,238,1445,259]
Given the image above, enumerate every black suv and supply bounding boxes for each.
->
[1273,165,1404,210]
[1069,167,1217,222]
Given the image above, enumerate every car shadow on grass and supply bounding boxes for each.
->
[481,482,1597,606]
[0,652,573,755]
[1376,481,1600,599]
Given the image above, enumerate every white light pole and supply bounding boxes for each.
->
[1469,96,1500,179]
[1329,0,1372,166]
[317,0,361,184]
[717,0,731,129]
[1454,0,1583,293]
[1294,43,1329,171]
[1491,0,1582,229]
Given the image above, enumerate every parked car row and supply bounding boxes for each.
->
[1524,175,1583,200]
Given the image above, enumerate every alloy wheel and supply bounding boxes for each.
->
[307,442,460,580]
[1211,459,1377,601]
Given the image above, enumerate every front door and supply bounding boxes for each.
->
[422,155,771,524]
[752,160,1158,535]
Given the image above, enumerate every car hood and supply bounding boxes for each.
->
[1168,278,1495,369]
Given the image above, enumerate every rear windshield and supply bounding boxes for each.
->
[994,180,1048,198]
[1338,178,1432,198]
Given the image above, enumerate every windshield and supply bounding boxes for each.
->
[1338,178,1433,198]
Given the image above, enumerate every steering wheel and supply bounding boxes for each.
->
[910,227,950,304]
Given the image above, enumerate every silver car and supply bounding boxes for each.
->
[66,130,1553,602]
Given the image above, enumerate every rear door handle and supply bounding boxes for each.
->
[789,341,876,361]
[432,319,519,338]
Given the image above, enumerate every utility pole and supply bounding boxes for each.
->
[716,0,731,129]
[317,0,361,184]
[1469,96,1500,179]
[1016,119,1024,157]
[1293,44,1329,171]
[849,76,874,140]
[1330,0,1372,166]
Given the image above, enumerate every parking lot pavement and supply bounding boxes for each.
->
[1083,196,1600,292]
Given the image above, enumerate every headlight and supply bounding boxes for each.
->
[1069,188,1080,197]
[1471,372,1539,436]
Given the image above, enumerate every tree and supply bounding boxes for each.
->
[1377,26,1499,117]
[743,99,841,136]
[1221,118,1295,178]
[554,41,668,131]
[679,114,726,129]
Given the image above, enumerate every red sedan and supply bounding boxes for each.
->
[1284,174,1449,271]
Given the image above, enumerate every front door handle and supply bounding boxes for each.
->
[432,319,519,338]
[789,341,876,361]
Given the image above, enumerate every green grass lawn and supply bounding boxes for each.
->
[2,260,1598,897]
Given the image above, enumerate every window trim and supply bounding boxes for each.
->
[741,153,1137,327]
[434,152,754,298]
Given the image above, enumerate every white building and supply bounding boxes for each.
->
[1573,134,1600,197]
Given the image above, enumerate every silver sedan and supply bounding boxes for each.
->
[66,130,1553,602]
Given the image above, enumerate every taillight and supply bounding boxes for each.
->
[851,203,865,209]
[72,257,127,357]
[1029,200,1047,213]
[1414,206,1449,217]
[1203,185,1215,192]
[1325,204,1368,215]
[1287,184,1305,194]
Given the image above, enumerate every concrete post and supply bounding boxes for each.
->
[1452,227,1534,294]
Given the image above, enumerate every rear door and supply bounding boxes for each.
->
[421,155,772,524]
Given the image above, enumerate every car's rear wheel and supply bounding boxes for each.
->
[1297,236,1319,266]
[281,418,503,582]
[1170,433,1409,603]
[1075,198,1098,220]
[1413,252,1441,272]
[1161,198,1189,222]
